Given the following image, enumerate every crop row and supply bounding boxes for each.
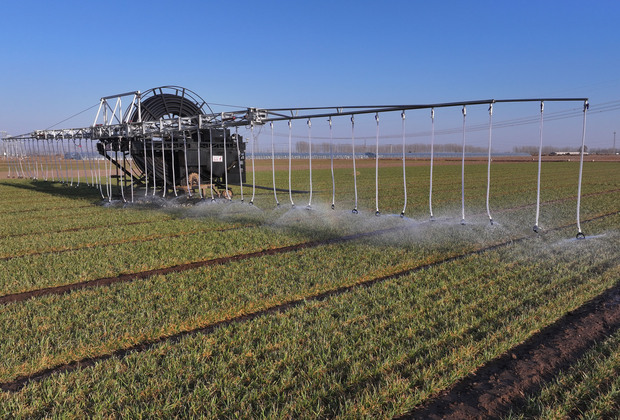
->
[0,217,618,417]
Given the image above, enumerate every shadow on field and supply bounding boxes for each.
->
[1,180,103,203]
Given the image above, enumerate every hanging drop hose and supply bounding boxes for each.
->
[196,121,202,199]
[534,101,544,233]
[307,118,313,208]
[171,132,178,197]
[151,127,157,196]
[486,103,494,225]
[375,113,380,216]
[429,108,435,220]
[80,138,88,186]
[250,123,256,205]
[223,124,230,200]
[142,134,149,196]
[351,115,358,214]
[460,106,466,225]
[235,126,244,202]
[270,122,279,206]
[95,139,104,198]
[128,138,134,203]
[183,131,192,198]
[209,128,215,201]
[329,117,335,209]
[72,139,79,186]
[400,111,407,217]
[160,134,166,198]
[288,119,295,208]
[576,100,589,239]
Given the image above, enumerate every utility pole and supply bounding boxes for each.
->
[614,131,616,155]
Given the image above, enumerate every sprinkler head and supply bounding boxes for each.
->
[576,231,586,240]
[352,208,358,214]
[460,219,466,225]
[533,225,539,233]
[306,205,312,210]
[375,210,381,217]
[331,204,335,210]
[400,211,405,218]
[249,201,254,205]
[489,218,494,225]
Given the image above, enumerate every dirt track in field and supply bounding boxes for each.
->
[399,282,620,419]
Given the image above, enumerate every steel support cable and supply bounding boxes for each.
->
[235,126,244,202]
[288,120,295,207]
[375,113,380,216]
[486,103,494,224]
[429,108,435,220]
[270,122,279,206]
[195,127,201,199]
[401,111,407,217]
[329,117,335,209]
[534,101,545,233]
[209,128,215,201]
[351,115,359,214]
[308,118,313,208]
[250,124,256,204]
[223,125,230,200]
[170,133,178,197]
[182,131,192,198]
[576,101,589,239]
[461,106,467,225]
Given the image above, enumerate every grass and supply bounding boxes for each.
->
[0,158,618,418]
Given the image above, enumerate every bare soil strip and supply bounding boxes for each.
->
[399,283,620,419]
[1,211,616,393]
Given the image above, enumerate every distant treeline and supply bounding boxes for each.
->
[512,145,616,155]
[295,141,487,154]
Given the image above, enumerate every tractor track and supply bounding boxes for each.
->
[399,282,620,419]
[0,210,617,393]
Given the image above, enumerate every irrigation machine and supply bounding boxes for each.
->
[1,86,592,238]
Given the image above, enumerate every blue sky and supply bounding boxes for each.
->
[1,0,619,150]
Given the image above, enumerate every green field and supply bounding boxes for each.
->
[0,159,618,418]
